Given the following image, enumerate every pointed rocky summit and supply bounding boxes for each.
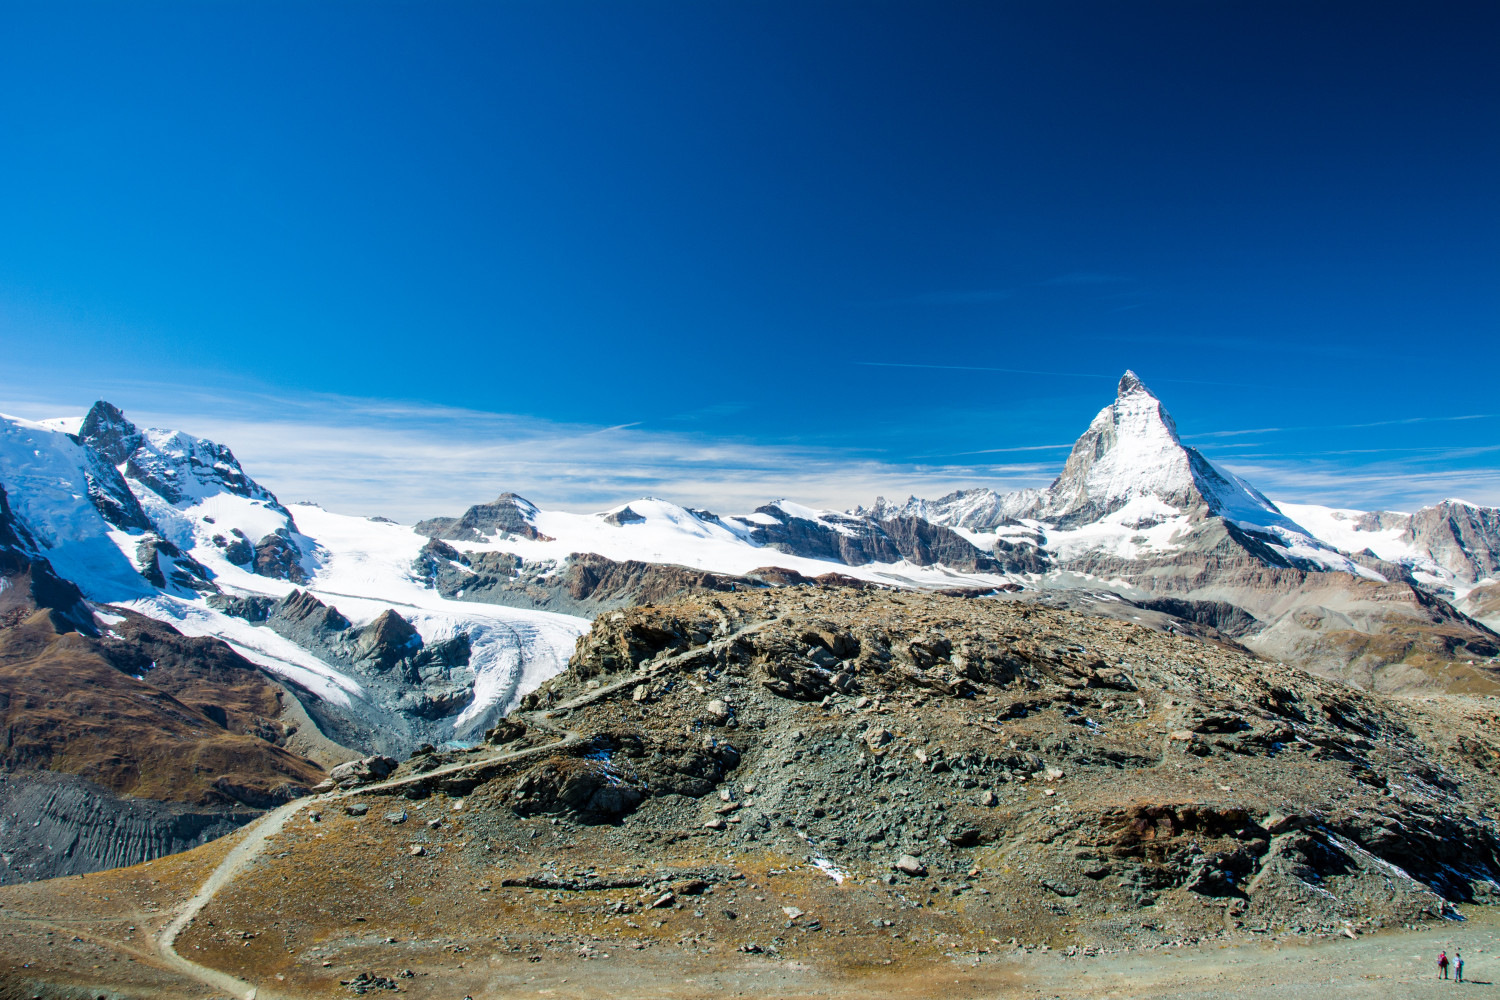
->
[1033,371,1293,530]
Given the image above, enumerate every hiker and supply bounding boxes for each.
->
[1456,952,1464,983]
[1439,950,1450,979]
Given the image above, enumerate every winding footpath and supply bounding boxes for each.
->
[152,618,769,998]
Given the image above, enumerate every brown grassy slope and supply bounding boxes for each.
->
[0,607,323,805]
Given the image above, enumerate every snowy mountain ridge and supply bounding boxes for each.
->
[2,372,1497,763]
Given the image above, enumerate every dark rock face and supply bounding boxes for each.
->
[79,400,289,514]
[60,403,154,531]
[508,755,648,820]
[83,453,154,532]
[877,517,1003,572]
[1133,597,1260,638]
[355,610,423,671]
[0,771,257,883]
[0,549,98,637]
[733,504,1000,570]
[414,492,552,542]
[76,401,142,466]
[135,537,217,593]
[254,529,308,583]
[991,536,1050,574]
[412,545,765,616]
[0,484,33,556]
[0,490,97,636]
[603,506,646,526]
[410,539,519,601]
[279,588,352,632]
[206,593,275,622]
[213,528,255,566]
[1404,501,1500,584]
[736,504,902,565]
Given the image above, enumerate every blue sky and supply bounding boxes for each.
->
[2,1,1496,517]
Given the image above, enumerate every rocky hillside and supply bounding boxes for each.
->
[504,587,1500,941]
[0,560,326,882]
[22,586,1499,998]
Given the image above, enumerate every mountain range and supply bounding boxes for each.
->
[0,371,1495,881]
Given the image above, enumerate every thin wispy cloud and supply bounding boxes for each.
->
[854,362,1264,389]
[5,378,1494,521]
[0,385,1056,521]
[887,290,1016,305]
[1183,413,1498,440]
[1227,459,1500,511]
[918,444,1076,458]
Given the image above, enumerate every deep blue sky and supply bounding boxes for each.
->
[2,1,1496,514]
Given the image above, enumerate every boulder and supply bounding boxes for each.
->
[486,720,528,746]
[895,854,927,876]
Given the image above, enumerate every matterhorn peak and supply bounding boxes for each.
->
[1117,370,1151,398]
[1020,369,1302,535]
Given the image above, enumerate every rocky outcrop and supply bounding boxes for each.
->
[1131,596,1260,637]
[415,492,553,542]
[213,590,479,754]
[991,535,1051,574]
[412,545,766,616]
[211,527,255,566]
[76,400,142,466]
[735,504,903,564]
[410,538,520,602]
[744,566,875,589]
[1403,500,1500,584]
[504,587,1500,939]
[602,505,646,526]
[563,554,754,607]
[78,400,291,515]
[877,516,1004,572]
[733,503,1001,570]
[135,536,217,593]
[253,528,309,583]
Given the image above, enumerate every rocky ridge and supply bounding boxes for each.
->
[43,586,1500,998]
[209,589,478,756]
[498,587,1500,943]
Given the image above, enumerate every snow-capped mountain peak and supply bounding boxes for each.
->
[1036,369,1199,525]
[79,400,285,512]
[1032,370,1305,540]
